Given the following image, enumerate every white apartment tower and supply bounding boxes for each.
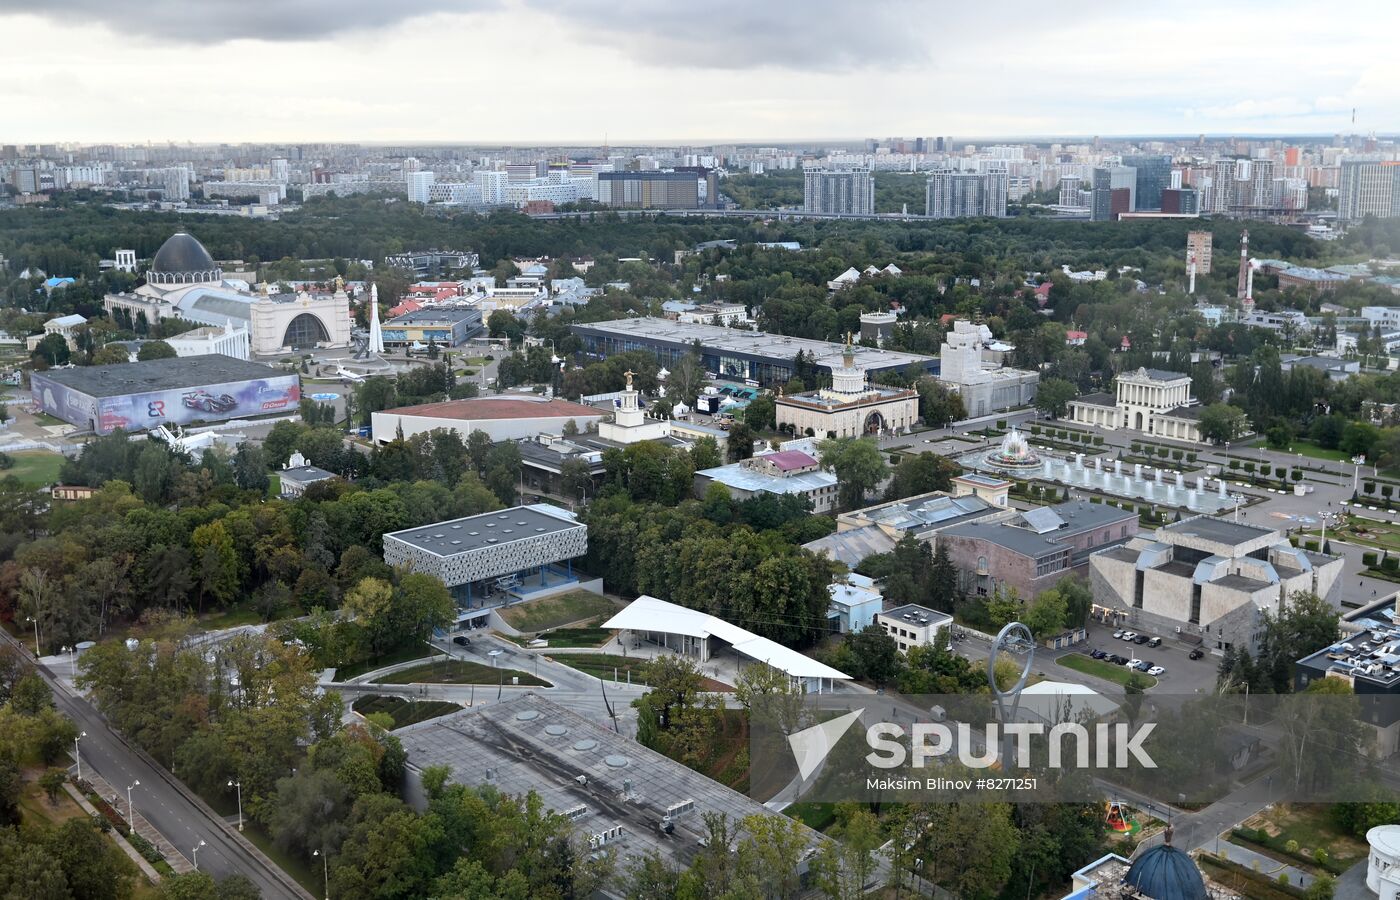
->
[803,168,875,215]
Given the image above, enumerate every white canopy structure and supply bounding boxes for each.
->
[602,595,849,690]
[1017,680,1118,724]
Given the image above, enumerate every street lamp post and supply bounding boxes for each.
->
[25,615,39,657]
[228,779,243,831]
[1231,493,1245,523]
[126,781,140,828]
[314,849,330,900]
[74,731,86,782]
[193,839,206,870]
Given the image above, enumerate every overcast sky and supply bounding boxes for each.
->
[3,0,1397,144]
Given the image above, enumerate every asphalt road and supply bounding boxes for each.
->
[5,632,307,899]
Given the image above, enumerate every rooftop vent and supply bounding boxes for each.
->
[604,754,630,769]
[545,724,568,736]
[572,739,599,751]
[515,709,540,721]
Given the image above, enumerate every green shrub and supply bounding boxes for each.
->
[1384,557,1399,573]
[1305,540,1320,551]
[1364,552,1379,567]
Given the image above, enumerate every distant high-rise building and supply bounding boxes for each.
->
[407,171,435,204]
[1090,166,1135,221]
[270,158,290,183]
[1248,159,1275,208]
[1237,229,1251,299]
[1160,188,1198,215]
[1186,231,1213,275]
[1123,154,1171,210]
[9,167,39,194]
[473,170,507,206]
[803,168,875,215]
[1058,175,1082,207]
[1339,159,1400,224]
[597,171,701,209]
[924,169,1007,218]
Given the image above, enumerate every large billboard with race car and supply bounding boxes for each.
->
[30,354,301,435]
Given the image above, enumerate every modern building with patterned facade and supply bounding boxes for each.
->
[382,504,588,622]
[1066,367,1206,442]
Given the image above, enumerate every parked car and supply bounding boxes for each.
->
[1127,658,1144,669]
[1138,660,1154,672]
[1121,631,1138,641]
[1112,629,1125,639]
[1146,636,1162,648]
[1090,649,1107,659]
[1147,665,1166,676]
[1188,648,1205,660]
[1133,634,1150,645]
[452,635,471,646]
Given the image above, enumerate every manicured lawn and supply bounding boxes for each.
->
[533,617,616,648]
[335,646,433,681]
[1284,440,1352,463]
[351,694,461,728]
[1247,804,1369,869]
[499,591,620,633]
[550,652,649,682]
[785,801,837,832]
[1,450,64,486]
[370,659,550,686]
[1057,653,1158,688]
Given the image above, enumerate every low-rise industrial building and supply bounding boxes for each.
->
[370,395,606,444]
[693,448,840,513]
[937,500,1138,599]
[397,694,824,890]
[1295,596,1400,757]
[876,604,954,653]
[30,353,299,435]
[1090,516,1343,655]
[571,317,937,387]
[381,307,484,347]
[382,504,588,626]
[827,573,883,634]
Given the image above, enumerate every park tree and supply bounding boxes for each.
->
[818,436,889,511]
[1034,378,1078,420]
[884,451,959,501]
[91,345,130,365]
[846,623,902,686]
[1197,403,1249,445]
[137,340,178,361]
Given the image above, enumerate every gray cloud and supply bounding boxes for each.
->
[0,0,498,42]
[2,0,1118,73]
[524,0,933,69]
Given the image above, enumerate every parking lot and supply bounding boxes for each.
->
[954,618,1223,699]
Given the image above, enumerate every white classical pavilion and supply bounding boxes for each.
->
[775,340,917,439]
[1066,367,1206,442]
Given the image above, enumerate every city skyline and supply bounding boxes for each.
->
[2,0,1397,143]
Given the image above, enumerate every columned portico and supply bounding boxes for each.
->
[1066,367,1209,444]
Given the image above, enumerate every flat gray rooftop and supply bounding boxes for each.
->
[396,694,819,870]
[574,317,936,371]
[33,354,285,398]
[1161,516,1273,547]
[384,504,582,557]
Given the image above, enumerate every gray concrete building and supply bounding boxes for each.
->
[396,694,823,886]
[1090,516,1343,655]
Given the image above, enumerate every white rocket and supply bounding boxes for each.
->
[368,283,385,355]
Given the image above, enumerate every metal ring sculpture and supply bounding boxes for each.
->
[987,621,1035,763]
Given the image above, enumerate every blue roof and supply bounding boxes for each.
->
[43,277,76,288]
[1125,845,1207,900]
